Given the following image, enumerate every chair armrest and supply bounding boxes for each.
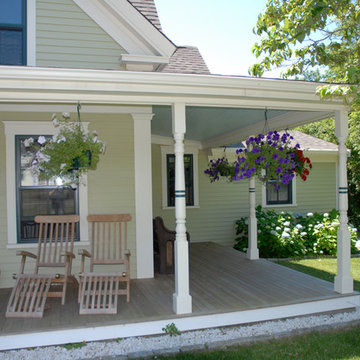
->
[61,251,76,259]
[78,249,92,258]
[16,250,37,274]
[16,250,37,259]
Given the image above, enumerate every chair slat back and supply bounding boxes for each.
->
[34,215,80,269]
[87,214,131,271]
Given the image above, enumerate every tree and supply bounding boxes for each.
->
[250,0,360,107]
[250,0,360,227]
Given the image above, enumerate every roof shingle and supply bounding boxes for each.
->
[161,46,210,75]
[127,0,162,31]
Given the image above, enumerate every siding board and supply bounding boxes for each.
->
[36,0,127,70]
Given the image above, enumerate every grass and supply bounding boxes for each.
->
[275,257,360,292]
[155,325,360,359]
[153,257,360,360]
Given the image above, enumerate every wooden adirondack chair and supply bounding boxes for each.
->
[78,214,131,314]
[6,215,80,318]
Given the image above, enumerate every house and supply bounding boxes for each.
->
[0,0,357,350]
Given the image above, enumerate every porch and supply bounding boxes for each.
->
[1,242,359,351]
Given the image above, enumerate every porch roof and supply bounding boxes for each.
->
[0,65,345,148]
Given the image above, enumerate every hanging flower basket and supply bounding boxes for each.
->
[25,111,106,185]
[204,130,312,189]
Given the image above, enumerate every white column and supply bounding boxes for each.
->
[172,102,192,314]
[132,112,154,279]
[334,110,353,294]
[247,177,259,260]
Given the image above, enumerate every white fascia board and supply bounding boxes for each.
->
[72,0,175,57]
[0,66,348,112]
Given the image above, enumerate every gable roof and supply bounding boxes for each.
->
[127,0,162,31]
[288,130,338,151]
[227,130,338,152]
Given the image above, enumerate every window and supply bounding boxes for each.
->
[166,154,194,207]
[161,146,199,209]
[0,0,26,65]
[16,135,79,243]
[263,178,296,207]
[4,121,89,247]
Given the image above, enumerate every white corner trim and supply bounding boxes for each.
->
[26,0,36,66]
[72,0,175,57]
[160,145,199,209]
[3,121,89,245]
[261,178,297,208]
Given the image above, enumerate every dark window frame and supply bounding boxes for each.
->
[166,154,194,207]
[266,180,293,205]
[0,0,27,65]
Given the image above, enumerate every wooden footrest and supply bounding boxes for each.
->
[6,274,53,318]
[79,273,123,315]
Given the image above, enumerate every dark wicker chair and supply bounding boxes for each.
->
[153,216,190,274]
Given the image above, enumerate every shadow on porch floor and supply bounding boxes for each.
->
[0,242,358,337]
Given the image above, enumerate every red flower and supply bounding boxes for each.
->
[300,174,307,181]
[303,169,310,175]
[309,163,313,169]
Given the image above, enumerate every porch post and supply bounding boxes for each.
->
[334,110,353,294]
[132,112,154,279]
[247,177,259,260]
[172,102,192,314]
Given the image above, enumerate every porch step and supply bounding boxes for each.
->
[79,273,123,315]
[6,274,53,318]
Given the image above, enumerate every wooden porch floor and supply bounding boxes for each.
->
[0,242,357,337]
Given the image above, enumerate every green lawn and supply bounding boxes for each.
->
[154,257,360,360]
[275,257,360,292]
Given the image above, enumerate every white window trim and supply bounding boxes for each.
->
[262,178,297,208]
[27,0,36,66]
[4,121,89,247]
[161,145,199,210]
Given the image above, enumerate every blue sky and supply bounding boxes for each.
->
[154,0,269,76]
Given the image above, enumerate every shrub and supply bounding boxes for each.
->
[234,206,359,258]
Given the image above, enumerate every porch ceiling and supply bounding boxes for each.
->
[152,105,333,148]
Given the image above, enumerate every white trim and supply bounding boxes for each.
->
[3,121,89,245]
[160,145,199,209]
[120,54,169,72]
[132,113,154,279]
[152,134,202,148]
[262,178,297,208]
[7,241,90,250]
[0,67,347,113]
[26,0,36,66]
[72,0,175,57]
[0,104,156,114]
[0,294,358,351]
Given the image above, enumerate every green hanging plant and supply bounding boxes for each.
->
[24,110,105,186]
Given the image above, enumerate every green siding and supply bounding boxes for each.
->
[152,144,337,247]
[36,0,127,69]
[0,113,136,288]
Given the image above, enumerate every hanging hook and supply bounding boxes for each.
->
[263,107,270,134]
[77,102,81,123]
